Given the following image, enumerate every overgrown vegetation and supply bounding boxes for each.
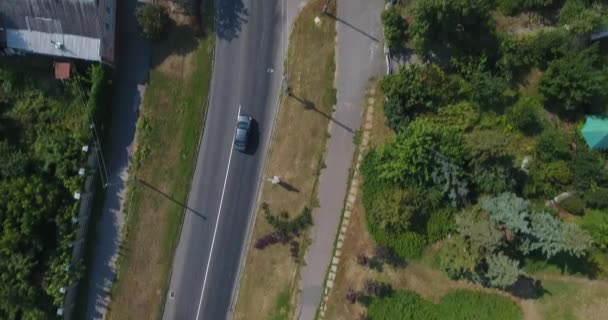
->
[356,0,608,316]
[136,3,169,40]
[0,59,108,319]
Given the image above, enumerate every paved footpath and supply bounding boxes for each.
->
[84,0,150,318]
[297,0,385,319]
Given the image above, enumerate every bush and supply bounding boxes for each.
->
[380,65,458,131]
[581,209,608,250]
[436,291,523,320]
[367,289,523,320]
[382,7,407,51]
[426,208,455,242]
[136,4,169,40]
[498,0,554,16]
[539,44,607,115]
[524,161,573,198]
[388,232,427,259]
[586,187,608,209]
[559,0,608,34]
[505,96,540,133]
[535,129,571,162]
[560,195,586,215]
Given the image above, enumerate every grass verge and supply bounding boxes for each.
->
[232,1,337,319]
[104,3,215,319]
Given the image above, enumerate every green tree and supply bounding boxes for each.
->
[538,44,607,114]
[505,96,540,134]
[373,119,466,188]
[452,56,512,111]
[482,193,531,234]
[0,177,65,318]
[410,0,494,55]
[0,140,28,179]
[135,4,169,40]
[382,7,407,51]
[484,253,521,289]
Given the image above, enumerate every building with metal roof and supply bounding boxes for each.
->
[582,116,608,150]
[0,0,116,64]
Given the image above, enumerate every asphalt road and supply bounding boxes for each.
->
[161,0,284,319]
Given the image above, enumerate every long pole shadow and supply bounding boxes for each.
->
[289,93,355,133]
[325,12,379,43]
[133,178,207,220]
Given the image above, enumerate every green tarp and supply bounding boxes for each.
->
[582,116,608,149]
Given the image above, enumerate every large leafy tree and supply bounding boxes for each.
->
[382,6,407,51]
[581,209,608,250]
[0,177,67,319]
[373,120,467,191]
[410,0,495,56]
[539,44,608,114]
[484,253,521,289]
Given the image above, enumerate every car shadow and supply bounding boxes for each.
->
[243,118,259,155]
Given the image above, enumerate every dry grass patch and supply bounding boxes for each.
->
[233,1,336,319]
[105,5,214,320]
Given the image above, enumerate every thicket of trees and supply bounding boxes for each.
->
[363,0,608,302]
[0,61,107,319]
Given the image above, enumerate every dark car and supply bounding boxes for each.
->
[234,115,253,152]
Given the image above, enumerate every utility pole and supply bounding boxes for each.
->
[282,73,290,95]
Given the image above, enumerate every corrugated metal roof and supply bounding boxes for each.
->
[6,28,101,61]
[0,0,107,38]
[582,116,608,150]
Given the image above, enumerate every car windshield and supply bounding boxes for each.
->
[237,121,249,129]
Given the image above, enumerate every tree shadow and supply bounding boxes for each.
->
[507,275,546,299]
[288,93,355,133]
[134,178,207,220]
[216,0,249,41]
[149,17,201,69]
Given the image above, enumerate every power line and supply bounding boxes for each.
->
[71,63,110,187]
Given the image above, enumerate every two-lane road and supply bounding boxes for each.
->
[162,0,284,319]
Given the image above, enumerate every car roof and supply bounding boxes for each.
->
[237,115,252,124]
[235,128,248,143]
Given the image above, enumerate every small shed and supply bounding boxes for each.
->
[54,62,71,80]
[582,116,608,150]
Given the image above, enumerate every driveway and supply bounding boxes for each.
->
[83,0,150,318]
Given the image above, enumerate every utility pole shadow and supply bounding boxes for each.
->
[134,178,207,220]
[325,12,379,43]
[278,180,300,193]
[288,93,355,133]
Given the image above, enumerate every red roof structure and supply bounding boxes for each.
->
[55,62,71,80]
